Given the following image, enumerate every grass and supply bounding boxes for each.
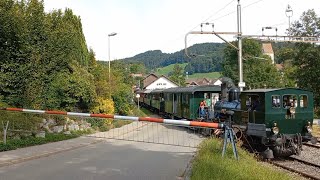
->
[155,63,188,76]
[154,63,221,79]
[191,138,292,180]
[188,72,221,79]
[0,130,93,152]
[139,107,154,116]
[312,123,320,138]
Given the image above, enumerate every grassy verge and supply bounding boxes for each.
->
[0,130,92,152]
[191,138,291,180]
[312,123,320,138]
[139,107,154,116]
[188,72,221,79]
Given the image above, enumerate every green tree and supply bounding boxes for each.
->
[169,64,185,86]
[289,9,320,106]
[222,39,281,89]
[289,9,319,37]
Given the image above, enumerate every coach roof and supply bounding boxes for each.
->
[162,85,221,94]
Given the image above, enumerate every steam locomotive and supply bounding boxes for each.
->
[136,80,316,158]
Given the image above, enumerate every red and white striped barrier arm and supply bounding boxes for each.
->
[0,107,224,129]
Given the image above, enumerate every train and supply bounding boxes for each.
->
[135,80,316,158]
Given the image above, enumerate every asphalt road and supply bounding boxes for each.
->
[0,122,205,180]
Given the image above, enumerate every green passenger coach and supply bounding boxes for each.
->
[162,85,221,119]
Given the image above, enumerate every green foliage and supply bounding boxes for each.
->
[85,118,112,132]
[0,0,96,111]
[191,138,292,180]
[281,61,297,87]
[274,47,295,64]
[294,44,320,105]
[112,83,132,115]
[244,57,282,89]
[46,64,97,112]
[289,9,319,37]
[0,132,85,152]
[129,63,147,74]
[122,43,225,73]
[0,111,42,132]
[222,39,282,89]
[169,64,186,86]
[288,9,320,106]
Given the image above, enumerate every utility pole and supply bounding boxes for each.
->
[237,0,245,91]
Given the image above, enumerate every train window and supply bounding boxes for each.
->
[299,95,308,108]
[282,95,297,108]
[245,95,260,110]
[271,95,281,108]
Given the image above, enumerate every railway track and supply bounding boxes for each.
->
[270,156,320,180]
[303,142,320,149]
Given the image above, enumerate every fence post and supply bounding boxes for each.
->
[2,121,9,144]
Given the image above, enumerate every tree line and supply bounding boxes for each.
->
[222,9,320,112]
[0,0,141,116]
[122,43,225,74]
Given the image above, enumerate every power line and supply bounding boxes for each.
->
[209,0,265,22]
[187,0,236,32]
[185,0,236,44]
[243,0,265,9]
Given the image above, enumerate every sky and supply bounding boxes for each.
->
[43,0,320,61]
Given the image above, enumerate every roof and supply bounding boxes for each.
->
[150,89,164,93]
[142,73,158,81]
[262,43,274,54]
[243,88,312,93]
[143,89,153,94]
[243,88,281,93]
[185,78,220,86]
[163,85,221,93]
[144,75,179,89]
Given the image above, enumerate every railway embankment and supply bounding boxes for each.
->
[189,138,304,180]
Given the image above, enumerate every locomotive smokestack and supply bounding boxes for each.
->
[220,77,235,101]
[221,82,228,101]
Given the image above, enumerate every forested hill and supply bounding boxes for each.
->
[121,43,226,74]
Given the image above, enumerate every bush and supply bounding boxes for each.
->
[0,132,80,152]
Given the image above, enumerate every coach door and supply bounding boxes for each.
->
[173,93,178,115]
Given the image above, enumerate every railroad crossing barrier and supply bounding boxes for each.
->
[0,107,238,159]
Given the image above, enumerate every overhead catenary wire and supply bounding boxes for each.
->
[187,0,266,45]
[166,0,236,47]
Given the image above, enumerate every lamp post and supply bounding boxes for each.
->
[285,5,293,30]
[108,32,117,96]
[136,94,140,110]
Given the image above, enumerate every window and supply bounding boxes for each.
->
[271,95,281,108]
[299,95,308,108]
[245,95,260,110]
[282,95,297,108]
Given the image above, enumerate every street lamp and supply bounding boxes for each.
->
[108,32,117,96]
[285,5,293,30]
[136,94,140,110]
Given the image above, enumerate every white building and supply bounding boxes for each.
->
[145,75,178,90]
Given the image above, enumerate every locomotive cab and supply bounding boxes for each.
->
[234,88,314,157]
